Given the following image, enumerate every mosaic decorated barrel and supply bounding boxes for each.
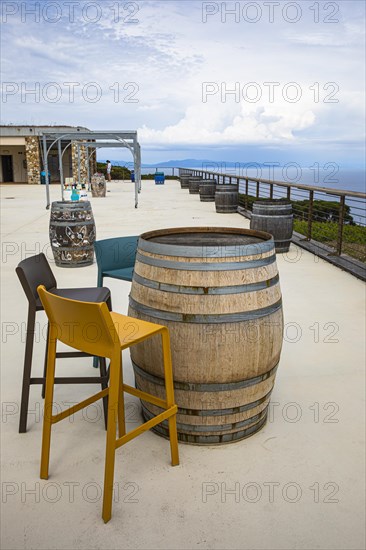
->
[49,201,96,267]
[128,227,284,445]
[91,174,106,197]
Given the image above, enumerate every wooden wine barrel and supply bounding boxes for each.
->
[49,201,96,267]
[188,177,204,195]
[179,169,192,178]
[250,201,293,253]
[199,179,217,202]
[215,184,239,213]
[91,174,106,197]
[180,175,191,189]
[128,227,284,445]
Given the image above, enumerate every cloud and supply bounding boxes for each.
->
[138,101,317,147]
[0,0,364,162]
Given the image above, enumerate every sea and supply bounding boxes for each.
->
[110,161,365,224]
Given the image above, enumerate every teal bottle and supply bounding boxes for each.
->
[71,185,79,201]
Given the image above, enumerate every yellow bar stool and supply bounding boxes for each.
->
[37,285,179,523]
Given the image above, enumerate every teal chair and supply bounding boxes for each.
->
[93,236,139,368]
[94,236,139,287]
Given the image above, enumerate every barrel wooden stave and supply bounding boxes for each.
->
[49,201,96,267]
[128,227,283,444]
[128,310,283,384]
[188,177,204,195]
[180,175,191,189]
[215,185,239,213]
[134,361,275,444]
[250,201,293,253]
[199,180,217,202]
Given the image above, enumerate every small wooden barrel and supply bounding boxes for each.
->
[188,177,203,195]
[215,184,239,213]
[250,201,293,253]
[128,227,284,445]
[199,179,217,202]
[49,201,96,267]
[91,175,106,198]
[179,169,192,178]
[180,175,191,189]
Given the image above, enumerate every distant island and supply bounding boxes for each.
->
[100,159,271,169]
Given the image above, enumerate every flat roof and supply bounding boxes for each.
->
[0,125,90,137]
[1,180,365,550]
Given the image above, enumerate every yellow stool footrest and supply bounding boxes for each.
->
[51,388,109,424]
[115,405,178,449]
[123,383,168,409]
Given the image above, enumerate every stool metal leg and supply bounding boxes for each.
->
[41,323,50,399]
[117,358,126,438]
[102,352,121,523]
[19,308,36,433]
[40,325,57,480]
[93,295,112,369]
[99,357,109,429]
[161,328,179,467]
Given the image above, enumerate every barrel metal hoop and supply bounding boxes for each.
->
[49,220,94,226]
[251,214,293,219]
[129,296,282,324]
[132,360,278,392]
[147,413,268,443]
[137,383,273,417]
[51,246,94,251]
[135,252,276,271]
[138,239,274,258]
[132,272,279,295]
[142,405,268,435]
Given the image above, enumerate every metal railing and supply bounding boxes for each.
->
[178,168,366,263]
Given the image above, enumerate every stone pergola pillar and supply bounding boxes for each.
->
[25,136,41,184]
[90,149,97,175]
[71,141,88,184]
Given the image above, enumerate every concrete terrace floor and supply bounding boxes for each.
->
[0,180,365,550]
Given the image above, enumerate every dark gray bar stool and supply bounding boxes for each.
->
[15,253,112,433]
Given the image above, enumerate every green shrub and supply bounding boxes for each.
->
[96,162,131,179]
[238,193,364,261]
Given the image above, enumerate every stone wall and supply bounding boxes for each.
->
[90,149,97,175]
[25,137,40,184]
[71,142,88,184]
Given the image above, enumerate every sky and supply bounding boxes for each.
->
[1,0,365,167]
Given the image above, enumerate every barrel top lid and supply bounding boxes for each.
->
[51,200,91,207]
[254,199,290,204]
[141,227,272,247]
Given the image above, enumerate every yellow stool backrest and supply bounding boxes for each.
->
[37,285,119,359]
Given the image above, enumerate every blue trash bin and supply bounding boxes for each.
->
[40,171,51,184]
[154,172,165,185]
[131,170,135,182]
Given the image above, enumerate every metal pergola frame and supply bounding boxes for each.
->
[40,130,142,209]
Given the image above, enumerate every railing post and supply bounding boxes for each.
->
[223,175,226,184]
[337,195,346,255]
[307,190,314,241]
[245,179,249,209]
[256,181,260,198]
[269,183,273,199]
[287,186,291,200]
